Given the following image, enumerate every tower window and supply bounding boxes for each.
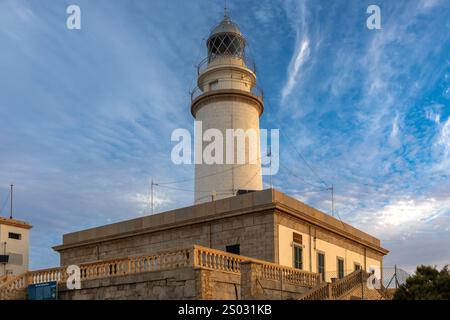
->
[8,232,21,240]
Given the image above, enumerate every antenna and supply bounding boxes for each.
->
[224,0,230,20]
[331,184,334,217]
[325,184,334,217]
[268,147,272,189]
[150,179,154,215]
[9,184,13,219]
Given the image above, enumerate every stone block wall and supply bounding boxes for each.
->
[240,262,310,300]
[59,210,276,268]
[58,267,241,300]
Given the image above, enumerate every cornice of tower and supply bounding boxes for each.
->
[191,89,264,118]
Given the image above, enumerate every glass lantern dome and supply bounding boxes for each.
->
[207,15,246,61]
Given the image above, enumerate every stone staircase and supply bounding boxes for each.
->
[298,269,390,300]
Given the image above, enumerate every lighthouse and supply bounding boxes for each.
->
[191,12,264,204]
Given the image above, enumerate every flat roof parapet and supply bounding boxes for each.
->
[54,189,387,255]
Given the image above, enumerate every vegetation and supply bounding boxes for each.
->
[394,265,450,300]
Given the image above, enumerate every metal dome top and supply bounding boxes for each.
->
[209,14,243,38]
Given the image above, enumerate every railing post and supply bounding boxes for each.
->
[327,283,333,300]
[360,270,365,300]
[192,246,199,267]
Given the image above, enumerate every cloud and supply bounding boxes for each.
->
[425,104,443,124]
[281,39,310,102]
[272,0,450,270]
[437,118,450,156]
[376,198,448,227]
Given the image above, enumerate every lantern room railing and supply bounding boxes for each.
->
[196,55,257,75]
[190,82,264,103]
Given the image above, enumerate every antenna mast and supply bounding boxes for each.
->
[326,184,334,217]
[151,178,154,215]
[268,147,272,189]
[224,0,230,20]
[331,184,334,217]
[9,184,13,219]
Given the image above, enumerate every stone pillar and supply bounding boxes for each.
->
[240,261,264,300]
[195,269,213,300]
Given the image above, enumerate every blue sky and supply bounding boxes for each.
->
[0,0,449,273]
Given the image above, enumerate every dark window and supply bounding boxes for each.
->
[294,245,303,269]
[226,244,240,255]
[8,232,21,240]
[354,263,361,271]
[317,253,325,281]
[337,258,345,279]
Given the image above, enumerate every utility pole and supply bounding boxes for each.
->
[331,184,334,217]
[326,184,334,217]
[9,184,13,219]
[268,147,272,189]
[150,178,155,214]
[2,241,6,275]
[394,265,399,289]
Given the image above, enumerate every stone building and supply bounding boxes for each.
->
[0,13,389,300]
[54,189,387,284]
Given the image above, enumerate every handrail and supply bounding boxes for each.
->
[298,282,330,300]
[193,245,320,288]
[298,270,371,300]
[0,247,194,300]
[1,245,321,300]
[0,275,11,286]
[0,274,28,300]
[331,270,366,299]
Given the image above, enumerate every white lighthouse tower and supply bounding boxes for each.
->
[191,12,264,204]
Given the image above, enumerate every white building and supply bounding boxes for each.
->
[0,217,32,276]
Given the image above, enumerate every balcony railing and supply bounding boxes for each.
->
[0,245,320,300]
[197,55,257,75]
[190,82,264,103]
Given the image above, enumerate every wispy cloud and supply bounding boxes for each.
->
[280,0,311,104]
[271,0,450,271]
[282,39,310,102]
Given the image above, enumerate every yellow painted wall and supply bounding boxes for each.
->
[278,224,382,282]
